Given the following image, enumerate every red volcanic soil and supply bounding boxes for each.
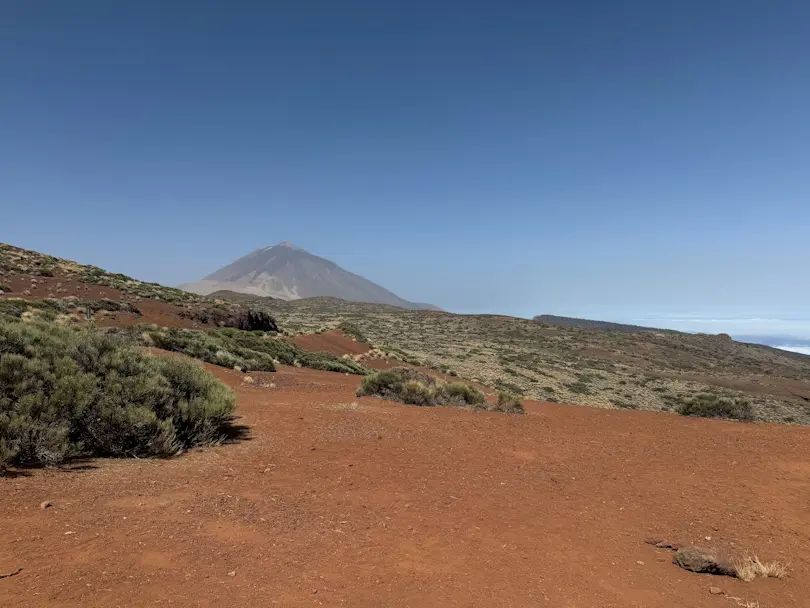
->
[0,273,201,329]
[290,330,372,357]
[2,363,809,607]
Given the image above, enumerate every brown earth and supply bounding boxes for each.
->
[290,330,372,357]
[2,362,808,607]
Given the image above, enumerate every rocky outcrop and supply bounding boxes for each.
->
[181,307,278,332]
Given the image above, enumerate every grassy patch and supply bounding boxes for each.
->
[0,317,236,471]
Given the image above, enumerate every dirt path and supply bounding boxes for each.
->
[2,364,809,607]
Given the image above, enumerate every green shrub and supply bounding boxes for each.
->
[492,391,525,414]
[0,283,10,293]
[676,393,755,422]
[357,368,489,410]
[0,318,236,471]
[443,381,486,406]
[131,326,366,375]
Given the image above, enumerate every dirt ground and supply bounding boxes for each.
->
[1,362,809,608]
[290,330,372,357]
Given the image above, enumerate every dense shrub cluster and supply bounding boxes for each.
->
[0,318,236,471]
[676,393,755,422]
[357,367,495,409]
[134,326,366,375]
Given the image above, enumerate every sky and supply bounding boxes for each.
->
[1,1,808,334]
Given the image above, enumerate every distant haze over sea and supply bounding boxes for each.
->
[624,316,810,354]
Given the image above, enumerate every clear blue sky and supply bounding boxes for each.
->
[2,1,809,327]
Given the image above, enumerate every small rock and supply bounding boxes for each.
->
[227,570,236,577]
[263,468,271,473]
[704,535,712,541]
[636,560,645,566]
[40,501,52,510]
[64,531,75,535]
[673,547,734,576]
[709,586,723,595]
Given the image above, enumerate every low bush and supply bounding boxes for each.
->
[0,317,236,471]
[0,283,11,293]
[443,381,487,406]
[132,326,366,375]
[676,393,755,422]
[492,391,525,414]
[357,367,500,411]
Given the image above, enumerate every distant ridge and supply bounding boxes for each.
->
[533,314,677,334]
[180,242,439,311]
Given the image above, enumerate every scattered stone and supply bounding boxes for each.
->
[40,501,52,510]
[636,560,645,566]
[644,538,681,551]
[64,531,75,535]
[709,586,723,595]
[673,547,734,577]
[227,570,236,577]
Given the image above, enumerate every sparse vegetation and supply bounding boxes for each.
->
[0,317,236,471]
[0,283,10,293]
[337,321,368,344]
[565,381,593,395]
[676,393,756,422]
[0,297,139,321]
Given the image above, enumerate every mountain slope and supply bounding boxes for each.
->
[180,243,438,310]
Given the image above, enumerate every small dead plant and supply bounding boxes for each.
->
[731,556,788,582]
